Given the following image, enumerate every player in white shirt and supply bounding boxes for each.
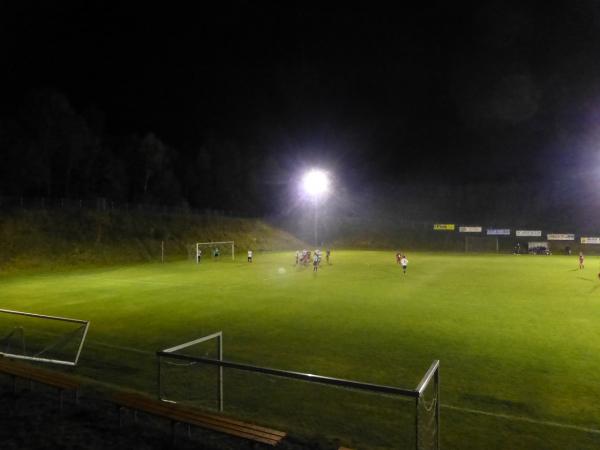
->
[400,256,408,274]
[313,253,319,272]
[248,250,253,263]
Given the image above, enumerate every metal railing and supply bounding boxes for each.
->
[157,335,439,450]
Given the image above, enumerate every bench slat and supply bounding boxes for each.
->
[168,409,283,442]
[114,392,286,446]
[116,399,281,446]
[117,395,284,440]
[2,369,78,388]
[0,367,78,386]
[172,403,286,437]
[0,359,79,390]
[115,394,283,443]
[180,420,281,446]
[115,392,285,435]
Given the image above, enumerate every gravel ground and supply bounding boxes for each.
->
[0,385,336,450]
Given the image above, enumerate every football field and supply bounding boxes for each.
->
[2,251,600,449]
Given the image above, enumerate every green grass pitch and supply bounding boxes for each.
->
[2,251,600,449]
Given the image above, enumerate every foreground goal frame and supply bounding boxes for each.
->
[159,331,224,410]
[196,241,235,263]
[0,308,90,366]
[157,332,440,449]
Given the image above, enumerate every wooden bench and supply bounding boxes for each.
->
[113,391,286,446]
[0,357,80,410]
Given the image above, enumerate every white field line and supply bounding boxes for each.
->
[75,338,600,436]
[94,278,185,287]
[87,339,154,356]
[441,404,600,435]
[18,329,154,357]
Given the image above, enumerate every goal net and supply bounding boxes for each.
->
[465,236,498,253]
[158,332,223,411]
[195,241,235,263]
[0,309,90,366]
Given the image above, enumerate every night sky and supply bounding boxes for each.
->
[3,2,600,218]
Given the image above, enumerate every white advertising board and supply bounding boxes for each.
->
[581,237,600,244]
[547,234,575,241]
[487,229,510,236]
[459,226,482,233]
[516,230,542,237]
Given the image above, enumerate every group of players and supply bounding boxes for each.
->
[199,246,409,276]
[201,245,591,278]
[296,248,331,272]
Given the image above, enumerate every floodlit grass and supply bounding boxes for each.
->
[2,251,600,449]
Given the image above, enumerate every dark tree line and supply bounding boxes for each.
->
[0,90,276,213]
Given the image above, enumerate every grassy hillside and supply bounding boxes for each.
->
[0,209,305,272]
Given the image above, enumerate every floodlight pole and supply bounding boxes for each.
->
[313,200,318,247]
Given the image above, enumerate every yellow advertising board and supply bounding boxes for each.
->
[433,224,455,231]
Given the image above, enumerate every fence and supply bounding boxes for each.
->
[315,216,600,254]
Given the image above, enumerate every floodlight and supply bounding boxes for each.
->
[302,169,330,198]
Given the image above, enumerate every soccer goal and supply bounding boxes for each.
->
[0,309,90,366]
[465,236,498,252]
[157,332,439,449]
[195,241,235,263]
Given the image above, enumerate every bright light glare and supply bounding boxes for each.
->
[302,169,330,198]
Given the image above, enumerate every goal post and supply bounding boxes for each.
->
[416,360,440,450]
[195,241,235,263]
[0,309,90,366]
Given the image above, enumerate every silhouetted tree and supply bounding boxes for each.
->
[18,90,92,197]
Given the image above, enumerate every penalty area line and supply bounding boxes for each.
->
[442,403,600,435]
